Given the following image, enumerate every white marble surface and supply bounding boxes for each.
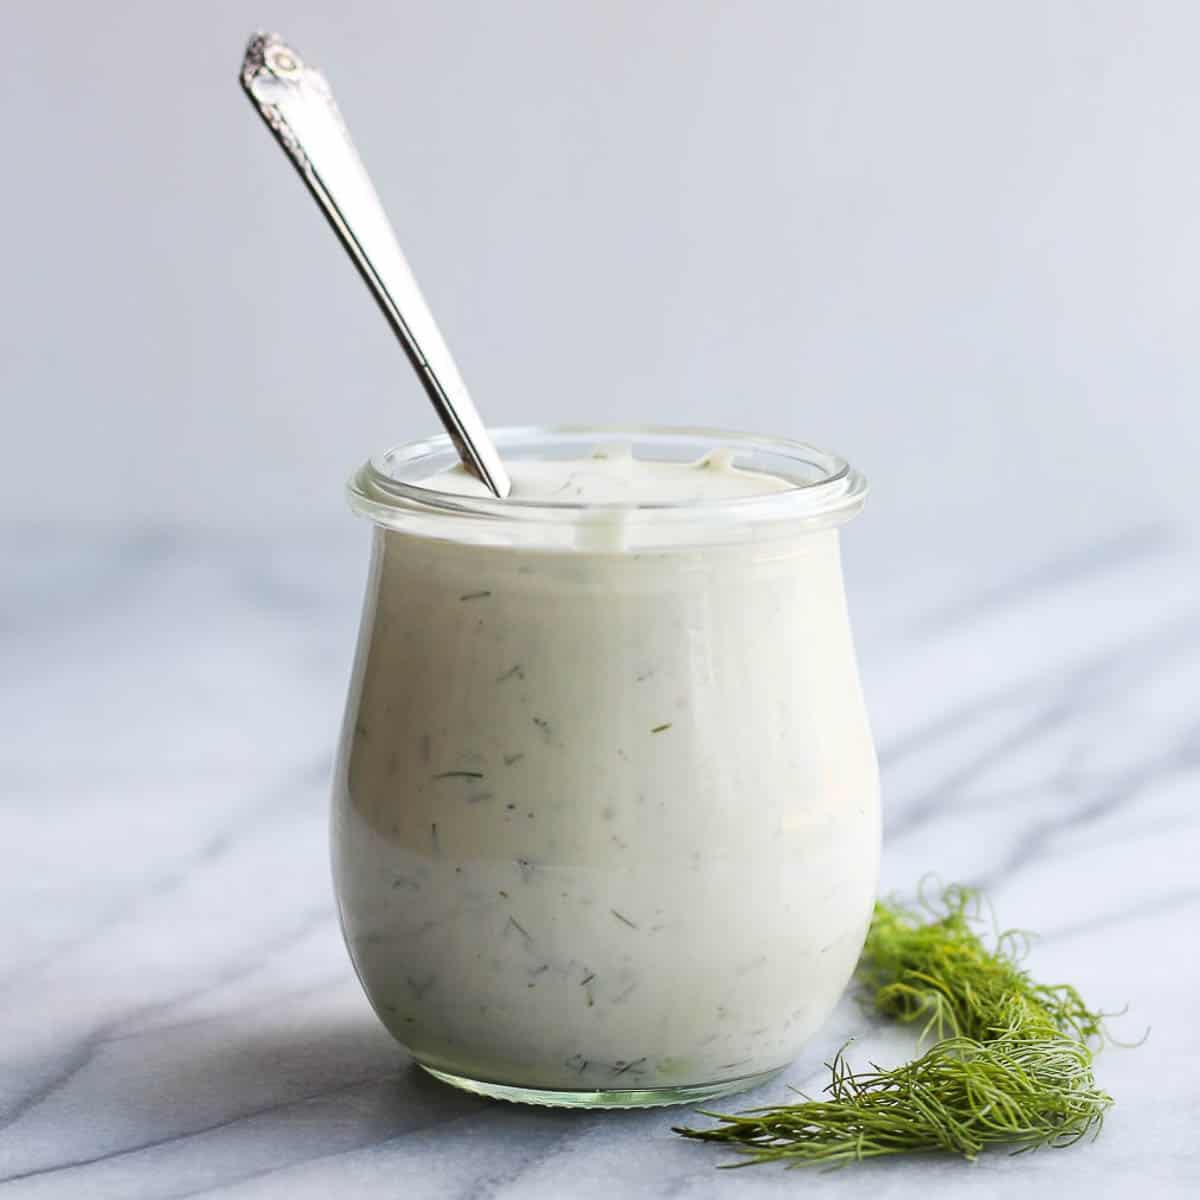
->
[3,523,1198,1198]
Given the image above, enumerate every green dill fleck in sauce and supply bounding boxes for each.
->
[612,1057,647,1076]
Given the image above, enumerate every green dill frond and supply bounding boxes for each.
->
[675,885,1116,1168]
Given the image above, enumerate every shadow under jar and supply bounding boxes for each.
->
[332,426,879,1108]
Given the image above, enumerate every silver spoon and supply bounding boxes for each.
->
[240,32,512,498]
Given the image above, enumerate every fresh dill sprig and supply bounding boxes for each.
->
[674,884,1116,1168]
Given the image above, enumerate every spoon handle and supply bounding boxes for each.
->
[240,33,511,498]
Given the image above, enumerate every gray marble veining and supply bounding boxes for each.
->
[3,524,1197,1197]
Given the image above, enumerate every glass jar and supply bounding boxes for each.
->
[332,426,878,1108]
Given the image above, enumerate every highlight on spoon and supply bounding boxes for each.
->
[239,32,512,498]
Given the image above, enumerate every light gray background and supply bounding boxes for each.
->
[4,0,1197,563]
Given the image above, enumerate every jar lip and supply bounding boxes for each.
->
[349,424,868,534]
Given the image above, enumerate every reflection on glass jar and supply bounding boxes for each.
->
[331,426,879,1108]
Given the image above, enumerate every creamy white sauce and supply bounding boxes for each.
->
[332,448,879,1095]
[424,445,794,504]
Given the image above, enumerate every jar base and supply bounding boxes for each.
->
[416,1061,787,1109]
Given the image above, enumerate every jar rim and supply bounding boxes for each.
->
[348,424,868,541]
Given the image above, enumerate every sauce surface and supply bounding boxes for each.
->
[420,446,795,504]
